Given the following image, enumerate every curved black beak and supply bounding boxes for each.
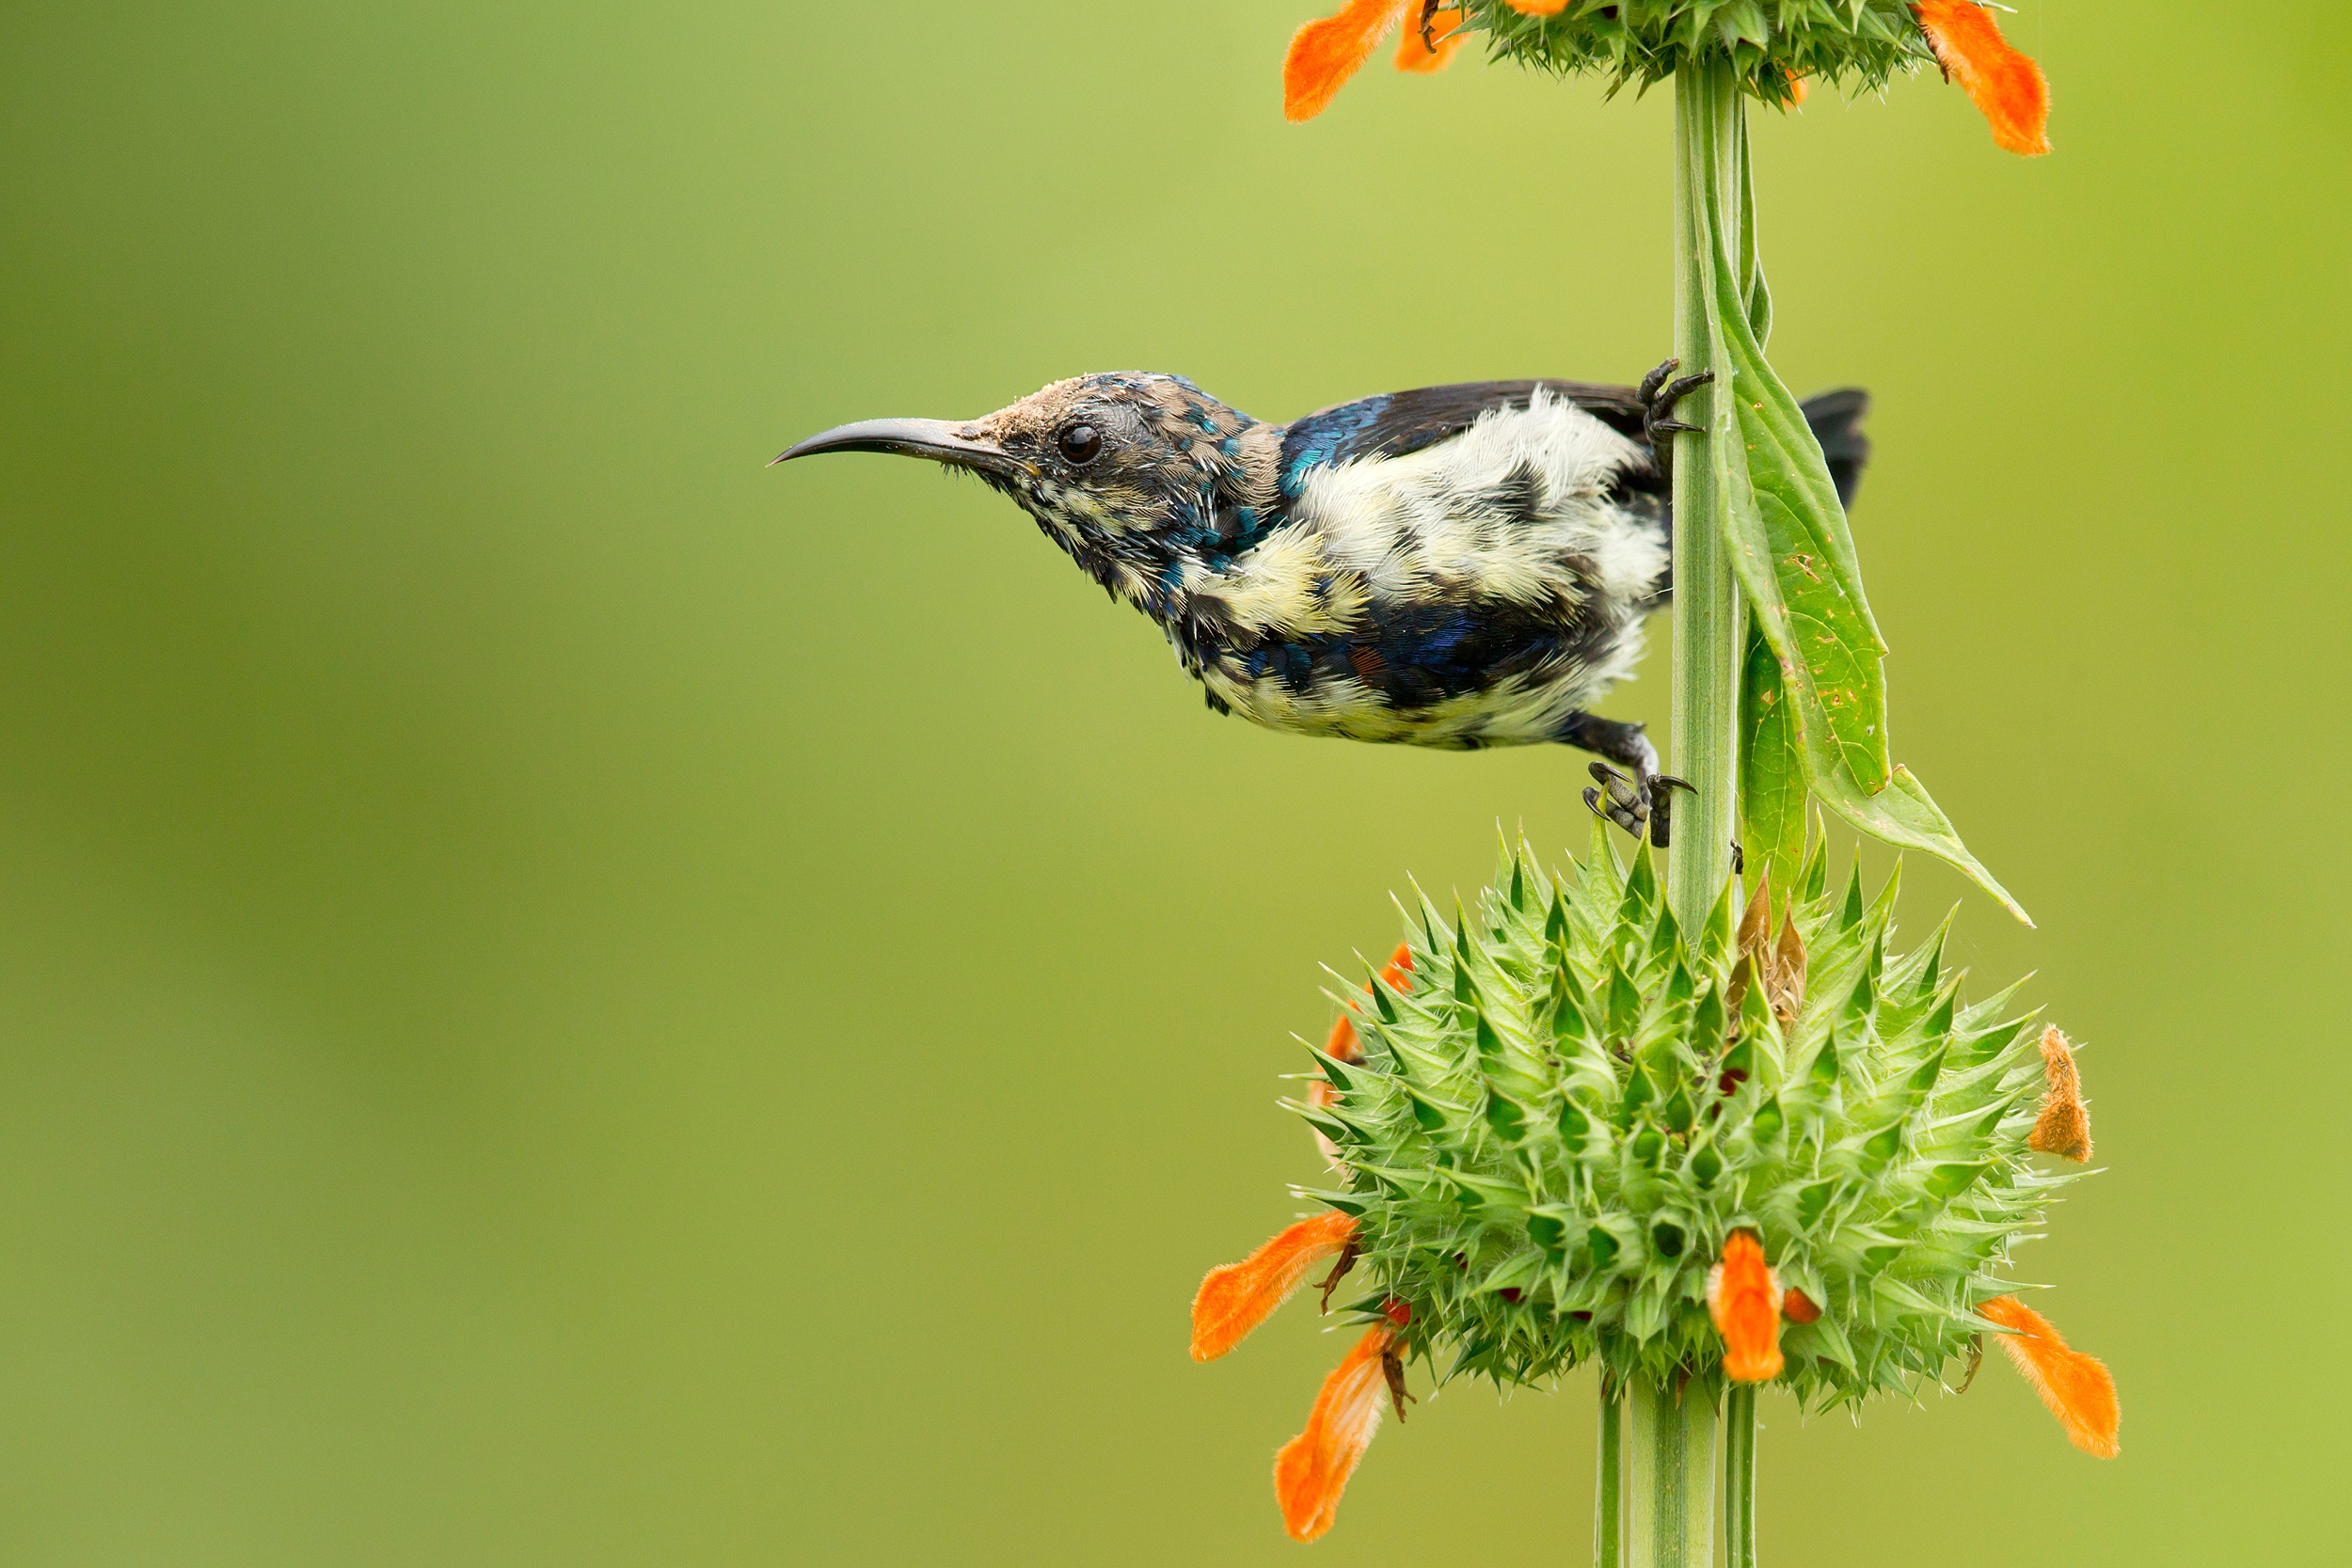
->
[771,417,1025,480]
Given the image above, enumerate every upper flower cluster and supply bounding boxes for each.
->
[1284,0,2051,155]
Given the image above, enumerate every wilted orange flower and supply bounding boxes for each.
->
[2027,1024,2093,1161]
[1283,1,1469,122]
[1195,1214,1414,1541]
[1914,0,2050,155]
[1978,1294,2121,1457]
[1707,1230,1786,1382]
[1273,1300,1413,1542]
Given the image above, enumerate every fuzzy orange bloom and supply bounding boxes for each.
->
[1395,8,1469,74]
[1274,1310,1407,1542]
[1979,1295,2120,1457]
[1284,2,1470,120]
[1707,1230,1786,1382]
[1914,0,2050,156]
[2028,1024,2093,1162]
[1191,1212,1359,1362]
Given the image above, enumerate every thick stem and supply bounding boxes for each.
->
[1669,56,1746,935]
[1623,1378,1716,1568]
[1595,1384,1623,1567]
[1724,1384,1757,1568]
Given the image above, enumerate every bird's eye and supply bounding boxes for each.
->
[1057,423,1103,466]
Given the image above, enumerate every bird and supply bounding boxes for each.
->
[776,363,1868,843]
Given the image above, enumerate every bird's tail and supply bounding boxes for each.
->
[1798,388,1870,513]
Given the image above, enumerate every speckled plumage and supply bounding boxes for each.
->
[783,372,1868,778]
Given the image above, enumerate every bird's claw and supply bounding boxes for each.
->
[1584,763,1694,849]
[1640,357,1716,471]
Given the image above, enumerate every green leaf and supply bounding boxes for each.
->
[1739,618,1807,901]
[1691,113,2026,925]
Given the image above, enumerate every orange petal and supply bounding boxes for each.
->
[1979,1295,2121,1457]
[1191,1212,1358,1361]
[1393,8,1468,73]
[1914,0,2051,156]
[1782,1286,1822,1324]
[1274,1325,1395,1541]
[2027,1025,2093,1162]
[1707,1231,1786,1382]
[1503,0,1569,13]
[1283,0,1412,122]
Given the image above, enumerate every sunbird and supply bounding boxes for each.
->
[779,362,1867,843]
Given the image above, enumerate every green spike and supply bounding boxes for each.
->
[1839,860,1866,927]
[1795,1179,1840,1228]
[1527,1211,1570,1256]
[1750,1093,1785,1145]
[1297,1105,1355,1146]
[1648,1214,1689,1259]
[1924,985,1959,1038]
[1700,873,1738,963]
[1689,1141,1724,1188]
[1556,1095,1592,1152]
[1808,1034,1842,1088]
[1552,975,1593,1044]
[1800,822,1829,901]
[1372,970,1399,1024]
[1474,1012,1505,1060]
[1629,1126,1665,1166]
[1915,915,1954,995]
[1648,897,1681,963]
[1924,1162,1989,1201]
[1309,1047,1358,1093]
[1661,958,1694,1009]
[1586,1224,1622,1271]
[1691,986,1726,1054]
[1485,1091,1526,1142]
[1454,955,1480,1007]
[1861,1119,1905,1168]
[1661,1083,1696,1136]
[1622,840,1658,911]
[1545,890,1570,946]
[1719,1030,1754,1083]
[1403,1087,1450,1134]
[1618,1059,1657,1123]
[1508,851,1527,912]
[1607,966,1643,1037]
[1905,1045,1949,1101]
[1867,858,1904,934]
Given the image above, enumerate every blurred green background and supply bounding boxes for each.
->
[2,3,2345,1563]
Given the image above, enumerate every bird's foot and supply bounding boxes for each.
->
[1583,762,1694,849]
[1639,357,1715,468]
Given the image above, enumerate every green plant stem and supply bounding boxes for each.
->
[1669,55,1745,937]
[1623,1378,1717,1568]
[1596,1384,1622,1567]
[1724,1384,1757,1568]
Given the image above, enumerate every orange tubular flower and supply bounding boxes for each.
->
[1283,1,1467,122]
[1914,0,2050,156]
[1191,1212,1358,1362]
[1978,1295,2121,1457]
[1707,1230,1786,1383]
[1273,1303,1412,1542]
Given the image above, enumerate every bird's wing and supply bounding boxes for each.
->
[1277,380,1646,499]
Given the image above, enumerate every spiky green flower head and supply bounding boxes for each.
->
[1456,1,1935,103]
[1295,824,2089,1406]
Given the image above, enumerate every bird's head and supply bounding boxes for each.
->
[778,373,1283,614]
